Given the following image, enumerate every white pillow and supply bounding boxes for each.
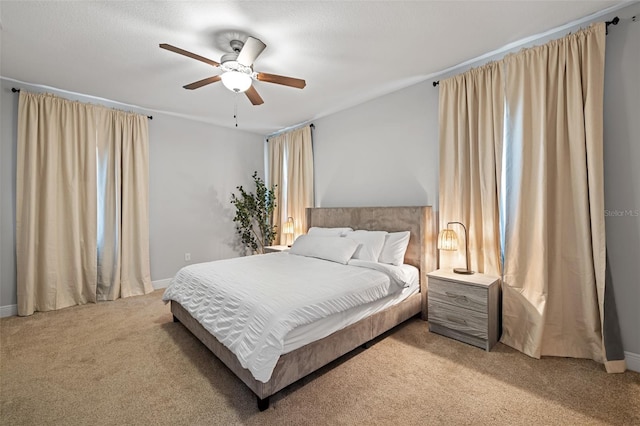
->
[343,230,388,262]
[289,235,359,264]
[307,227,353,237]
[378,231,411,266]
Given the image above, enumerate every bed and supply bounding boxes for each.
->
[165,206,436,410]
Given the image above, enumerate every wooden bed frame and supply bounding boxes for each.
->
[171,206,436,410]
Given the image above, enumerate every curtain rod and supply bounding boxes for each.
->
[266,122,314,140]
[432,16,619,88]
[11,88,153,120]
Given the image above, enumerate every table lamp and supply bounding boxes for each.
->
[283,216,295,247]
[437,221,474,274]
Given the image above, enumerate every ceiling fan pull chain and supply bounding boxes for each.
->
[234,97,238,127]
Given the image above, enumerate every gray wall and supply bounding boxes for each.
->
[313,81,439,209]
[602,7,640,357]
[0,82,15,314]
[312,4,640,359]
[0,78,264,310]
[148,112,264,281]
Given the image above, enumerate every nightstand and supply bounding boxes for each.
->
[263,245,290,254]
[427,269,500,351]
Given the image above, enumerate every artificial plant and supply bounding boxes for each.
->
[230,171,277,254]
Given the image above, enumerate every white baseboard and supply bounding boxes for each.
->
[625,351,640,373]
[0,304,17,318]
[152,278,172,290]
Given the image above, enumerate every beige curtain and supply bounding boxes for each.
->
[500,22,625,372]
[16,92,152,316]
[267,133,286,244]
[438,63,503,277]
[17,92,98,315]
[267,125,314,244]
[285,126,314,238]
[96,110,152,300]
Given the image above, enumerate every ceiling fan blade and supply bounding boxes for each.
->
[256,72,306,89]
[236,37,267,67]
[245,85,264,105]
[183,75,221,90]
[160,43,220,67]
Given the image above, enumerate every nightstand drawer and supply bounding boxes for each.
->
[428,301,488,339]
[429,278,487,313]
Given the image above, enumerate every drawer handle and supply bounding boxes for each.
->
[445,292,469,304]
[447,316,467,325]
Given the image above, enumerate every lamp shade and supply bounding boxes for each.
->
[283,217,295,235]
[437,228,459,251]
[221,71,252,93]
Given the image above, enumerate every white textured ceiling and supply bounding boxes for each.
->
[0,1,625,134]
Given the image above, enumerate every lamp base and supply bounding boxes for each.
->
[453,268,474,275]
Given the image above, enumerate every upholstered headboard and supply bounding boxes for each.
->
[306,206,436,314]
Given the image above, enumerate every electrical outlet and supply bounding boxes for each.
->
[184,253,191,262]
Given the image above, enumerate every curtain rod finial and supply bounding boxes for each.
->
[606,16,620,34]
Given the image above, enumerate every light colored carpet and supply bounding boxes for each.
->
[1,290,638,425]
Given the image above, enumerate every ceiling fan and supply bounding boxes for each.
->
[160,37,306,105]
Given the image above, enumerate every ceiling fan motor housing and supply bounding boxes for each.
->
[220,52,239,64]
[221,58,254,74]
[220,45,254,77]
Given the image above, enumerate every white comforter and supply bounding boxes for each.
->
[162,252,409,383]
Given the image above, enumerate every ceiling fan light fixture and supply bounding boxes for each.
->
[221,71,252,93]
